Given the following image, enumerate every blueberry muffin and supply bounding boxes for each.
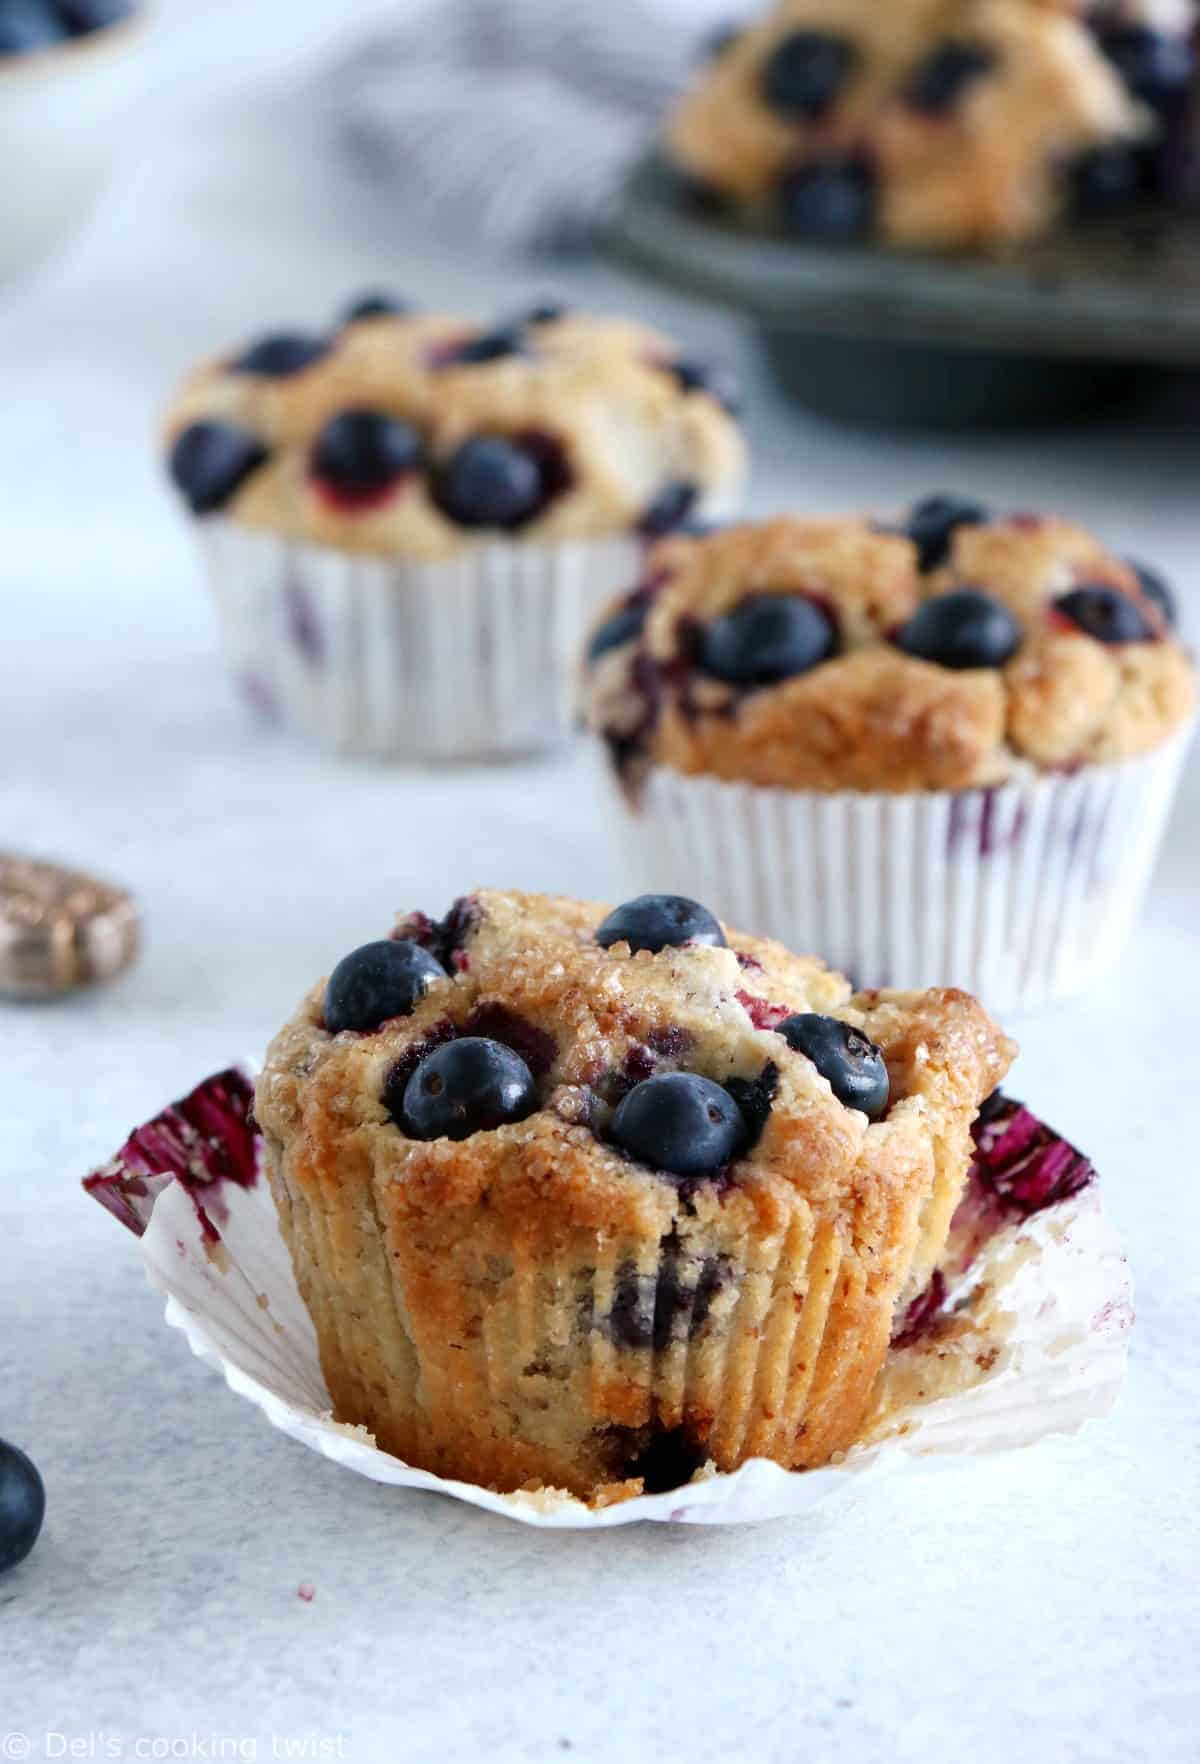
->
[669,0,1197,249]
[254,887,1015,1500]
[162,296,745,759]
[581,500,1194,1009]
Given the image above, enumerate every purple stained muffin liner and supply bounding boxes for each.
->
[190,521,646,761]
[82,1067,1132,1527]
[604,722,1193,1013]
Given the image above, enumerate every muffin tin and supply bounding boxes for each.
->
[608,153,1200,427]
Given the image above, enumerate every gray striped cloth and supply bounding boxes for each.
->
[329,0,725,251]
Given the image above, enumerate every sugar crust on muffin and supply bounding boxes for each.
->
[256,888,1015,1501]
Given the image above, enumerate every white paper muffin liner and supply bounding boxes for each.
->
[193,519,648,760]
[84,1067,1132,1529]
[602,724,1192,1014]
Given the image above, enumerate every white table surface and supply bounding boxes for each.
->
[2,8,1199,1760]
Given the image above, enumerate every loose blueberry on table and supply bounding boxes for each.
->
[324,940,446,1035]
[1055,584,1157,644]
[698,593,838,686]
[906,495,989,572]
[760,30,856,120]
[310,409,424,504]
[0,1438,45,1575]
[395,1037,538,1142]
[168,421,268,516]
[896,588,1022,671]
[777,1014,889,1120]
[596,894,726,954]
[609,1071,747,1178]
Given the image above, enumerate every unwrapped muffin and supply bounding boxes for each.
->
[668,0,1197,250]
[163,296,745,759]
[581,500,1194,1009]
[254,887,1015,1501]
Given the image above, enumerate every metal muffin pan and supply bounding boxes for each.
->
[607,154,1200,428]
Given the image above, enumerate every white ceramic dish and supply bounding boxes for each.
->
[0,10,148,283]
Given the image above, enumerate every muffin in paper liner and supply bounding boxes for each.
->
[195,521,647,761]
[580,510,1195,1014]
[599,723,1194,1015]
[83,1067,1131,1529]
[165,301,747,761]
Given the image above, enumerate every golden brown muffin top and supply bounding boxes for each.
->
[162,299,745,560]
[256,888,1015,1253]
[665,0,1168,250]
[581,503,1194,794]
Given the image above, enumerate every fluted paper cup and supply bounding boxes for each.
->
[192,520,648,761]
[601,725,1192,1014]
[83,1068,1131,1530]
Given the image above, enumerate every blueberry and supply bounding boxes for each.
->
[896,588,1022,670]
[56,0,132,33]
[778,155,876,241]
[698,593,837,686]
[324,940,446,1035]
[1055,584,1156,644]
[1130,560,1178,629]
[906,494,989,571]
[0,0,66,51]
[905,40,995,114]
[1071,145,1143,213]
[670,357,741,416]
[639,481,699,538]
[340,291,411,323]
[587,600,649,663]
[0,1439,45,1575]
[439,326,527,367]
[433,436,548,529]
[596,894,726,954]
[230,333,331,377]
[396,1037,537,1142]
[310,409,423,498]
[609,1072,746,1177]
[168,421,268,516]
[1098,26,1193,105]
[761,30,856,120]
[778,1014,889,1119]
[521,300,568,325]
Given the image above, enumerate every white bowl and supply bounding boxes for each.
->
[0,10,148,283]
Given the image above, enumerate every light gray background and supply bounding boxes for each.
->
[1,3,1197,1759]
